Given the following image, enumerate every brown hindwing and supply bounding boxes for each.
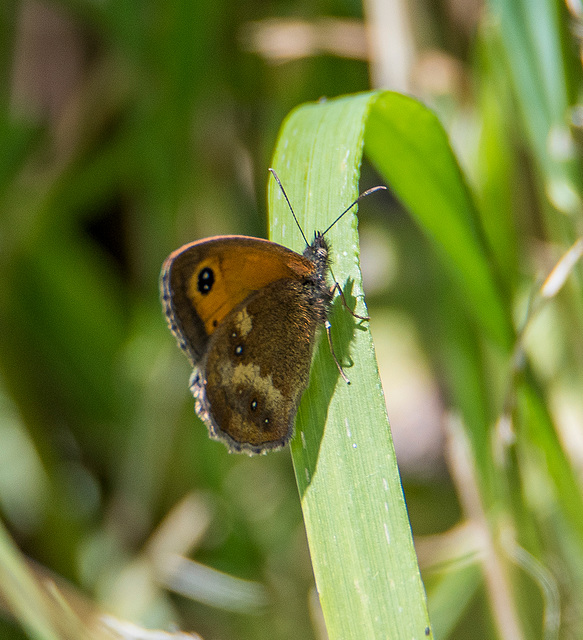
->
[191,278,327,453]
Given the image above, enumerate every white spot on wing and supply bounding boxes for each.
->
[234,308,253,337]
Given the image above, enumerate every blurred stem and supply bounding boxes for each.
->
[0,518,63,640]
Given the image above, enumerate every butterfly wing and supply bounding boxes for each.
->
[160,236,316,365]
[191,278,322,453]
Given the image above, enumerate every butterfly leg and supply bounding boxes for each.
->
[325,320,350,384]
[331,282,370,321]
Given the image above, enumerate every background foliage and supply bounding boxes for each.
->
[1,0,583,639]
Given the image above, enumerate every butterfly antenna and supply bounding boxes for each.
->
[269,168,309,246]
[321,185,387,237]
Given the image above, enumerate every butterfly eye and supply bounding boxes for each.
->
[235,345,243,356]
[197,267,215,294]
[250,399,258,411]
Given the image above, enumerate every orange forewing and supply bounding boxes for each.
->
[163,236,315,336]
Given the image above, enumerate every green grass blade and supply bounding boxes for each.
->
[365,92,513,351]
[268,92,431,639]
[487,0,572,178]
[0,519,62,640]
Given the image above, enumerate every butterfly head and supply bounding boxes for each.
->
[268,168,387,252]
[303,231,330,274]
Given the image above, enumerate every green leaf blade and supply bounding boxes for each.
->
[269,91,431,640]
[365,92,514,351]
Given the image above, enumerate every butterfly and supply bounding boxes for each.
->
[160,169,385,454]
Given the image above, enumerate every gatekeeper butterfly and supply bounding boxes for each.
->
[160,170,385,455]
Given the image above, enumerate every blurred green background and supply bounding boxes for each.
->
[1,0,583,639]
